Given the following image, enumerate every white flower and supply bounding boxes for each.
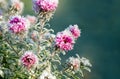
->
[26,15,37,24]
[80,57,92,67]
[67,57,80,70]
[9,0,24,14]
[39,70,56,79]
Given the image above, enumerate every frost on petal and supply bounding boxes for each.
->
[39,70,56,79]
[80,57,92,67]
[55,30,75,51]
[20,51,38,69]
[8,15,29,34]
[32,0,59,13]
[9,0,24,14]
[69,24,81,39]
[26,15,37,24]
[67,57,80,70]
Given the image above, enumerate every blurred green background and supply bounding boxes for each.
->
[22,0,120,79]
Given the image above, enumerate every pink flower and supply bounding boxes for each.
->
[55,30,74,51]
[69,25,81,39]
[68,57,80,70]
[8,16,28,34]
[32,0,59,13]
[21,51,38,69]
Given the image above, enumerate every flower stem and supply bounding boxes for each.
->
[5,39,18,55]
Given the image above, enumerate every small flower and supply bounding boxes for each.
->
[32,0,59,13]
[67,57,80,70]
[9,0,24,14]
[26,15,37,24]
[21,51,38,69]
[55,30,75,51]
[39,70,56,79]
[80,57,92,67]
[68,25,81,39]
[8,15,29,34]
[30,31,39,41]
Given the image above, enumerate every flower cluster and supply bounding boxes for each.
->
[0,0,92,79]
[68,24,81,39]
[66,55,92,72]
[21,51,38,69]
[8,15,29,34]
[32,0,59,13]
[55,30,74,51]
[55,24,80,51]
[67,57,80,70]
